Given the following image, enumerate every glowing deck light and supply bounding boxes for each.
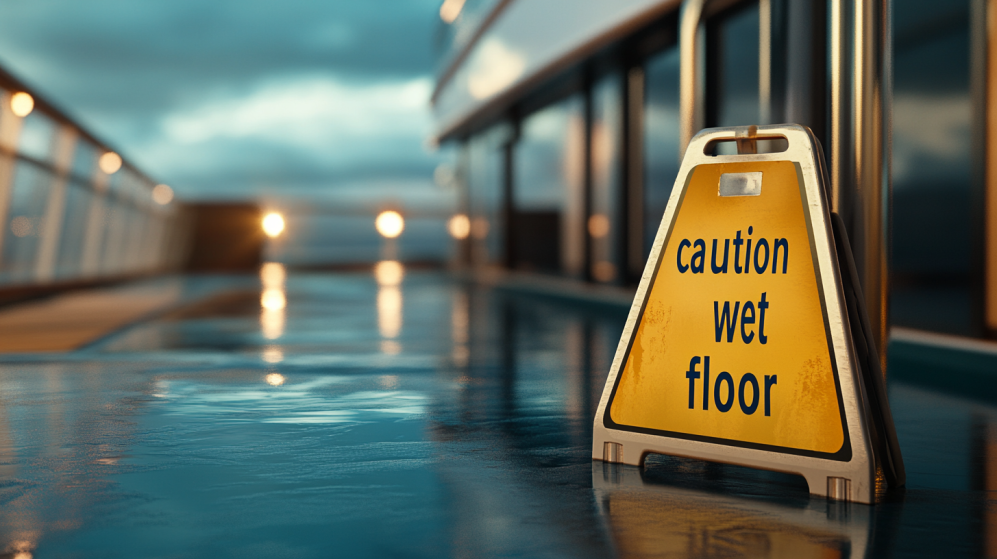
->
[260,262,286,288]
[261,307,285,339]
[374,260,404,286]
[375,210,404,238]
[593,261,617,282]
[10,92,34,117]
[261,282,286,339]
[99,152,122,174]
[152,184,174,205]
[447,214,470,239]
[439,0,466,23]
[588,214,610,238]
[261,288,286,311]
[378,286,403,338]
[9,541,33,559]
[262,347,284,363]
[262,212,285,238]
[375,261,404,340]
[265,373,286,386]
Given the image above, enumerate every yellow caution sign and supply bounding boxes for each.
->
[593,125,903,504]
[609,159,845,455]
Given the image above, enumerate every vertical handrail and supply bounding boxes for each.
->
[0,92,24,269]
[984,0,997,331]
[626,67,646,280]
[830,0,892,372]
[679,0,708,155]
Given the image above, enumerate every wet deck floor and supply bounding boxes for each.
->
[0,268,994,558]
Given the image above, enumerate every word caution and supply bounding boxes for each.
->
[678,228,787,417]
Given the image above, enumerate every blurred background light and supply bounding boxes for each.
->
[260,262,286,288]
[375,259,404,343]
[447,214,470,240]
[152,184,174,205]
[439,0,466,23]
[378,284,402,338]
[265,373,285,386]
[262,212,285,238]
[374,260,404,286]
[10,91,33,117]
[260,298,285,339]
[588,214,610,238]
[259,262,287,340]
[262,347,284,363]
[593,261,616,283]
[375,210,404,239]
[98,152,122,174]
[261,288,286,311]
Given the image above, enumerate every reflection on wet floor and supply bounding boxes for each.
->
[596,462,864,557]
[0,264,995,557]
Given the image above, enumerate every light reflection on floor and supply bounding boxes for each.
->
[0,268,993,557]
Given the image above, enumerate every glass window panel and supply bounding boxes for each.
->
[466,126,506,266]
[56,183,92,279]
[709,2,761,132]
[18,111,57,163]
[514,96,584,275]
[80,194,108,277]
[890,0,972,334]
[71,139,98,180]
[139,214,164,271]
[591,73,623,283]
[100,198,127,275]
[120,205,142,273]
[136,179,154,209]
[121,170,142,202]
[644,46,681,260]
[105,169,124,195]
[1,161,53,283]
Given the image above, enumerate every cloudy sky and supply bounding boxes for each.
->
[0,0,451,205]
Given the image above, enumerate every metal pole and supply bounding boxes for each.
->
[582,73,594,283]
[626,66,646,281]
[679,0,708,154]
[983,0,997,332]
[0,92,25,269]
[829,0,892,372]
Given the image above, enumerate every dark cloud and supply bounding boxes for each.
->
[0,0,450,202]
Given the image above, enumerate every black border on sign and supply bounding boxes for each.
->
[602,161,852,462]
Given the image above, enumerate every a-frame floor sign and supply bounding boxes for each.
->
[592,124,904,504]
